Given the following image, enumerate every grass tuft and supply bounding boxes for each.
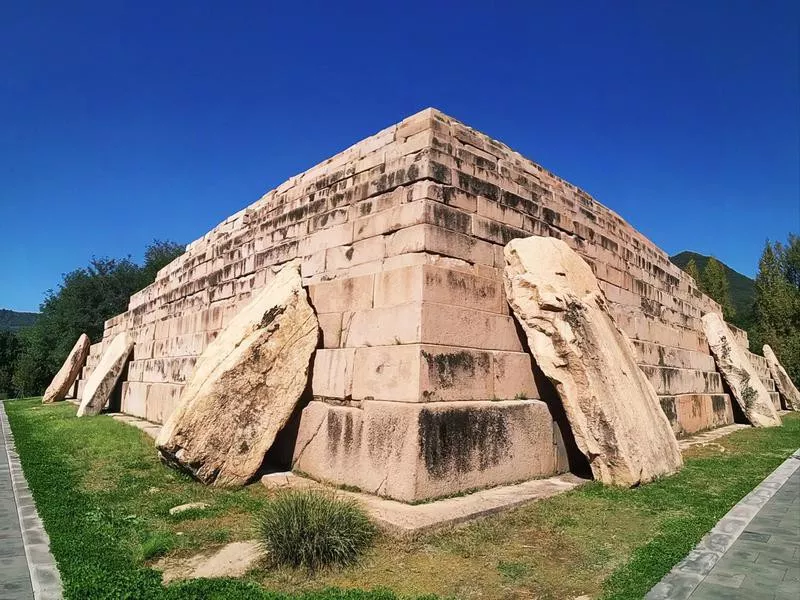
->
[140,532,176,560]
[257,490,376,571]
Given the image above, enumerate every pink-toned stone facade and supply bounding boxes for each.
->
[76,108,778,500]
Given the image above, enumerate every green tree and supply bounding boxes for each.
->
[0,330,20,398]
[751,236,800,382]
[684,258,702,288]
[702,257,736,320]
[142,239,185,282]
[12,240,184,396]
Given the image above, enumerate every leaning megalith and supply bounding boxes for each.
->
[701,313,780,427]
[763,344,800,411]
[157,263,319,487]
[503,236,683,486]
[77,332,134,417]
[43,333,90,404]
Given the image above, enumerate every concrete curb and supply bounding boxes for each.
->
[1,401,63,600]
[646,448,800,600]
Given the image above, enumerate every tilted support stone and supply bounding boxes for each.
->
[77,332,134,417]
[701,313,780,427]
[43,333,90,404]
[763,344,800,411]
[503,236,683,486]
[156,263,319,487]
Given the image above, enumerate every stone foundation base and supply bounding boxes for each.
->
[292,398,569,503]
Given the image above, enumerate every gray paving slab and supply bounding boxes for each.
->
[0,401,62,600]
[647,450,800,600]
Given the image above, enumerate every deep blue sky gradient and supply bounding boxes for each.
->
[2,1,798,311]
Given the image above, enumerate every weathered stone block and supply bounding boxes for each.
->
[659,394,734,437]
[292,399,566,502]
[504,236,682,486]
[43,333,90,404]
[157,264,319,486]
[78,332,134,417]
[702,313,780,427]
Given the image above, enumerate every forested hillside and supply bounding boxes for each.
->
[0,309,39,332]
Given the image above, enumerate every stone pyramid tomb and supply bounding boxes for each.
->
[70,108,784,502]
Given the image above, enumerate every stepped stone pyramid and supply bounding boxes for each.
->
[74,108,781,501]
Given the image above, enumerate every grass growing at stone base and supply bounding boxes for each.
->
[6,398,800,600]
[257,490,376,570]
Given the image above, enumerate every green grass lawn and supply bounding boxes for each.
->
[5,398,800,599]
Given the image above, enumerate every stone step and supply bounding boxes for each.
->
[632,340,716,372]
[762,377,776,392]
[640,365,724,395]
[658,394,734,438]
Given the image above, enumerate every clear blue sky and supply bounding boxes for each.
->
[2,1,798,312]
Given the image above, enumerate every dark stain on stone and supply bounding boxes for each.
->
[345,247,355,260]
[421,350,489,389]
[711,394,728,415]
[457,171,499,201]
[418,406,510,479]
[431,204,471,233]
[543,208,560,226]
[429,161,452,184]
[659,397,678,424]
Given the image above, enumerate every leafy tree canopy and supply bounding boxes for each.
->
[701,257,736,321]
[751,234,800,382]
[8,240,184,397]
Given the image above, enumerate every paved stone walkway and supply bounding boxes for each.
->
[688,468,800,599]
[648,450,800,600]
[0,401,62,600]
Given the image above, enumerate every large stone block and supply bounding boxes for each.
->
[504,236,683,486]
[43,333,90,404]
[292,399,567,502]
[374,264,505,314]
[763,344,800,410]
[639,365,723,395]
[702,313,780,427]
[339,302,523,351]
[659,394,734,437]
[157,264,319,486]
[77,332,134,417]
[339,344,538,403]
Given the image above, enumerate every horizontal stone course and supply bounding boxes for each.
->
[659,394,734,437]
[311,344,538,404]
[640,365,724,396]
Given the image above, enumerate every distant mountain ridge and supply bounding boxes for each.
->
[0,309,39,332]
[670,251,755,328]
